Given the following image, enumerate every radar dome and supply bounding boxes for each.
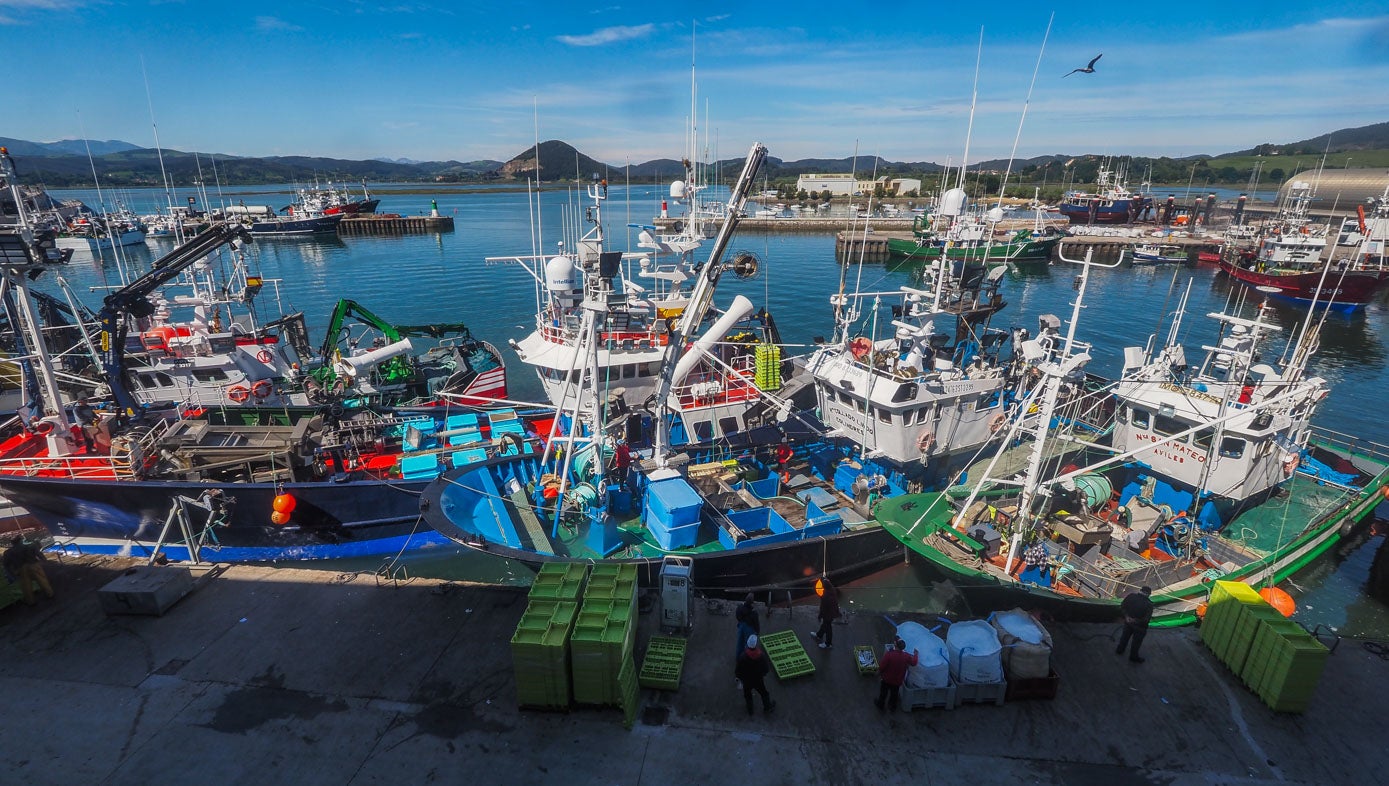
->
[545,255,579,292]
[940,188,968,217]
[986,207,1005,223]
[670,180,687,199]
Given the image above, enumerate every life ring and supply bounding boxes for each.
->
[256,349,273,363]
[989,413,1007,433]
[227,385,251,403]
[916,429,935,453]
[849,336,873,359]
[31,420,54,436]
[250,380,273,399]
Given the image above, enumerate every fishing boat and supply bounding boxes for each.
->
[1057,163,1154,225]
[250,189,343,236]
[885,199,1063,266]
[418,145,907,592]
[876,249,1389,625]
[1218,181,1380,312]
[804,252,1062,495]
[321,181,381,215]
[499,161,787,448]
[0,152,521,562]
[1130,243,1188,264]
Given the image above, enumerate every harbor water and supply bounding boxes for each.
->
[49,184,1389,639]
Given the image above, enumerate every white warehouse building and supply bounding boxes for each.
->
[795,174,923,196]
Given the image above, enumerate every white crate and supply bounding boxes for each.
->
[900,682,956,711]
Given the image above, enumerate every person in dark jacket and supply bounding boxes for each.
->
[1116,585,1154,663]
[813,578,841,649]
[3,536,53,606]
[875,637,919,711]
[735,634,775,715]
[734,593,761,664]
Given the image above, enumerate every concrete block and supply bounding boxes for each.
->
[98,566,195,616]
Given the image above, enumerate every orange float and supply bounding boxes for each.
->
[272,494,297,514]
[1259,587,1296,617]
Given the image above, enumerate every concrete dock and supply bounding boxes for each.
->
[4,556,1387,785]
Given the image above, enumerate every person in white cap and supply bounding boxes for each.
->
[734,634,775,716]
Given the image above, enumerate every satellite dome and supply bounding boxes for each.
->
[670,180,687,199]
[940,188,968,217]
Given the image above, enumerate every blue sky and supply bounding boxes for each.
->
[3,2,1387,165]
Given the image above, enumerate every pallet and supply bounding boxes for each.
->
[900,682,956,711]
[759,630,816,680]
[954,678,1007,706]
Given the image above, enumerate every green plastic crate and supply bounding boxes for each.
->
[759,630,816,680]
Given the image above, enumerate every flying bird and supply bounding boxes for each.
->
[1064,53,1102,77]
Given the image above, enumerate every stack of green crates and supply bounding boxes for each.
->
[529,562,589,602]
[639,635,687,690]
[1241,618,1329,713]
[754,344,783,391]
[570,564,639,707]
[511,598,579,709]
[1201,580,1266,668]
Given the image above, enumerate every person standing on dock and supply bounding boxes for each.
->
[813,578,840,649]
[735,635,775,716]
[875,637,919,712]
[1116,586,1154,663]
[735,593,760,665]
[3,536,53,606]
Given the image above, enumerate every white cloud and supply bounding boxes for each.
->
[556,23,654,47]
[255,16,303,32]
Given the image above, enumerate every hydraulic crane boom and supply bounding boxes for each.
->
[98,221,250,415]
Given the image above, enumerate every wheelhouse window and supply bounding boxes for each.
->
[877,408,892,424]
[192,368,229,383]
[1194,428,1214,450]
[1131,408,1150,430]
[1153,413,1186,441]
[1218,437,1246,458]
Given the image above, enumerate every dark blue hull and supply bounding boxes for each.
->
[0,472,441,562]
[250,214,344,236]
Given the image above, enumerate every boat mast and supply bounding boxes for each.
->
[1002,247,1115,574]
[0,150,73,439]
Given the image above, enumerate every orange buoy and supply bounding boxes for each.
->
[1195,602,1208,620]
[1259,587,1296,617]
[270,511,289,526]
[814,578,825,597]
[272,493,297,514]
[1380,484,1389,500]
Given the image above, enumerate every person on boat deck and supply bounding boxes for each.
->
[610,440,631,485]
[1019,536,1052,588]
[72,397,98,452]
[1116,585,1154,663]
[774,441,793,478]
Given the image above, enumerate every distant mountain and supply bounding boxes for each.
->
[499,140,609,181]
[0,137,141,157]
[1226,122,1389,157]
[2,120,1384,189]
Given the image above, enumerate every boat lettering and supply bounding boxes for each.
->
[1132,431,1206,463]
[826,407,869,437]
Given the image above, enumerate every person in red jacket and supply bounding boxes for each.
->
[875,636,919,712]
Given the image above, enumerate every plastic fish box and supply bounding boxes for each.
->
[854,645,879,675]
[644,477,704,529]
[900,682,956,711]
[1005,670,1060,701]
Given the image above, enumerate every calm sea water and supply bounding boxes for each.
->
[49,185,1389,638]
